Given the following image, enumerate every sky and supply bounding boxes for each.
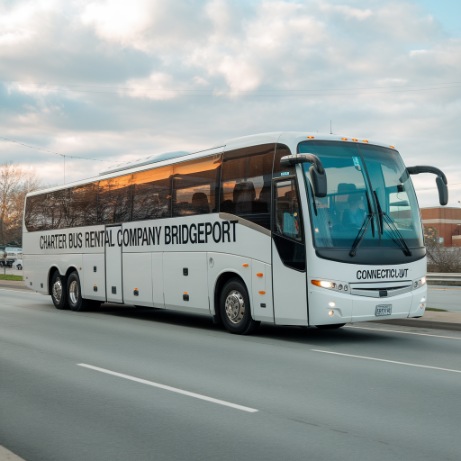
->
[0,0,460,208]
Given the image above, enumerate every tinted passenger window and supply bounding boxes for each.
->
[70,183,99,227]
[98,176,133,225]
[220,144,274,229]
[172,156,220,217]
[132,166,173,220]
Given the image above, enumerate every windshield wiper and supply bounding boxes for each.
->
[349,193,375,257]
[382,213,412,256]
[373,191,412,256]
[349,214,373,257]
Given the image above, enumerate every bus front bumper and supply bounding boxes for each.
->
[308,285,427,326]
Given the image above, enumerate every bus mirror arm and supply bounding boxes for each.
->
[280,154,327,197]
[406,166,448,206]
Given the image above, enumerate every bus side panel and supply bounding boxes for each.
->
[207,253,272,322]
[24,253,83,296]
[152,252,165,308]
[23,254,49,295]
[105,227,123,303]
[123,252,154,307]
[251,260,274,323]
[81,253,106,302]
[163,252,209,312]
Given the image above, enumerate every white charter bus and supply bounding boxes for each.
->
[22,132,448,334]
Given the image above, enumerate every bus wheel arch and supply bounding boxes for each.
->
[49,268,69,310]
[216,274,259,335]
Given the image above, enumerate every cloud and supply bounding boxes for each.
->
[0,0,460,206]
[0,0,53,47]
[81,0,154,50]
[80,0,211,52]
[121,72,179,100]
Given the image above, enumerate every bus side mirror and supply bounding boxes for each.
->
[309,165,327,198]
[406,166,448,206]
[436,176,449,206]
[280,154,327,198]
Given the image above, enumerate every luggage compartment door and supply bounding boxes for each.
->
[105,225,123,303]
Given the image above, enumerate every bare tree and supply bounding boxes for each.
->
[425,226,461,273]
[0,163,41,245]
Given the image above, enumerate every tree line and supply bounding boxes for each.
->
[0,163,41,246]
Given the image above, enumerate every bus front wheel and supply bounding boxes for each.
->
[220,278,259,335]
[51,271,68,310]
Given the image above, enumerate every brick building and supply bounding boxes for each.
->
[421,207,461,247]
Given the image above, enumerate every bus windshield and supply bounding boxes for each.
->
[298,141,424,264]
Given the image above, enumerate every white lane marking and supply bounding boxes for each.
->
[312,349,461,374]
[78,363,258,413]
[0,445,26,461]
[345,324,461,341]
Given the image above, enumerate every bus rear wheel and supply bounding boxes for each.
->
[51,271,68,310]
[67,271,92,312]
[220,278,259,335]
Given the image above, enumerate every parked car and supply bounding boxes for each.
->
[13,259,23,270]
[0,246,23,267]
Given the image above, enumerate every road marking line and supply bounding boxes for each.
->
[345,325,461,340]
[77,363,258,413]
[0,445,26,461]
[312,349,461,374]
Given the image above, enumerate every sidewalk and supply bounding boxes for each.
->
[1,279,461,331]
[0,279,28,291]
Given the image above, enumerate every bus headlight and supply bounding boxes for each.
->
[311,279,349,293]
[413,277,426,289]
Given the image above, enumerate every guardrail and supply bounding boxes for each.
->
[426,273,461,285]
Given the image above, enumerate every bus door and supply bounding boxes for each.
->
[105,225,123,303]
[271,178,308,325]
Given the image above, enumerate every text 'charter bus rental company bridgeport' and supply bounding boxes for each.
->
[22,132,448,334]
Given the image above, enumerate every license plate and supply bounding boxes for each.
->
[375,304,392,316]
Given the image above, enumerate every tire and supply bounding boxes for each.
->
[17,264,22,270]
[51,271,69,310]
[315,323,346,330]
[67,271,91,312]
[219,278,259,335]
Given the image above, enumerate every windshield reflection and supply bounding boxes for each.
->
[298,141,424,262]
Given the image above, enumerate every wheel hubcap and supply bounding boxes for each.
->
[225,290,245,324]
[52,279,62,302]
[69,280,79,305]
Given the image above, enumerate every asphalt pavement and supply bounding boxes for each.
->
[0,280,461,461]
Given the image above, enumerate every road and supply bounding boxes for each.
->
[428,285,461,312]
[1,287,461,461]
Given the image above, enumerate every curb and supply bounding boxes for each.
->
[380,319,461,332]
